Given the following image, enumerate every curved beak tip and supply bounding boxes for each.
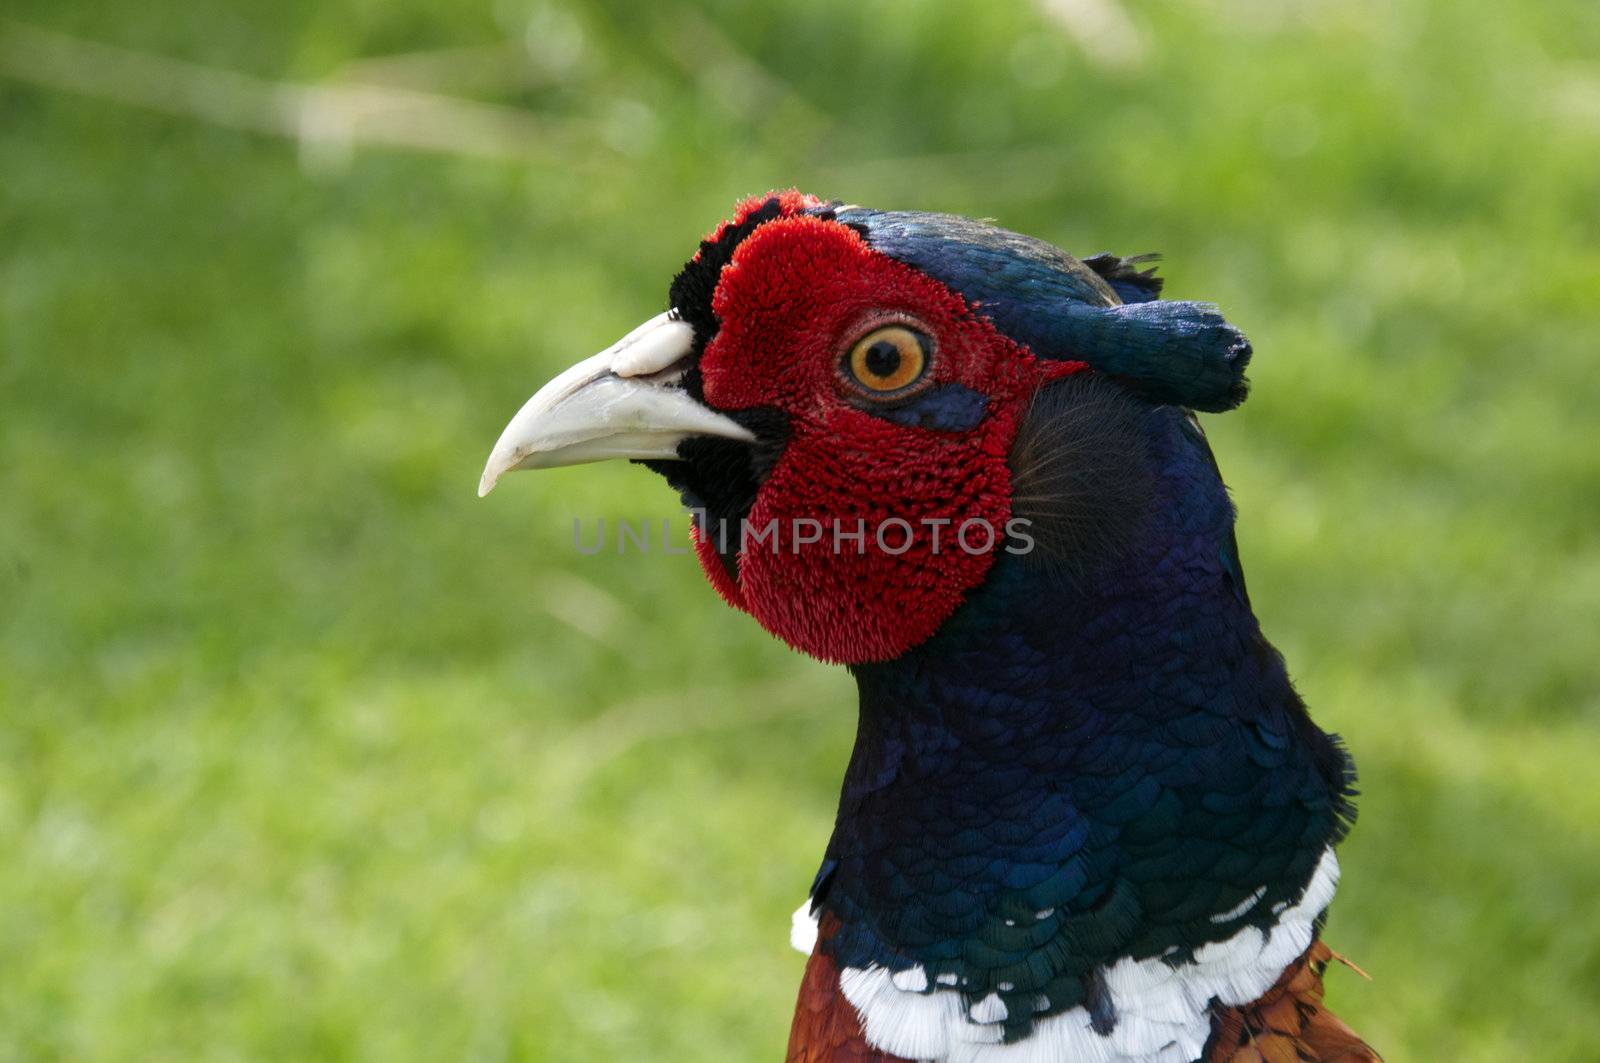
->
[475,312,754,497]
[476,444,517,497]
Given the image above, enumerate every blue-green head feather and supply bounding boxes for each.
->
[828,207,1252,413]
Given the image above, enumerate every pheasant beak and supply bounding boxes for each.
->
[477,311,755,497]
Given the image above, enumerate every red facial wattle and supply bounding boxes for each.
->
[688,213,1081,664]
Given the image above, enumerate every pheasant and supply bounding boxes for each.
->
[479,191,1379,1063]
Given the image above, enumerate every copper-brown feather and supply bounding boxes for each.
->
[786,916,908,1063]
[1206,940,1381,1063]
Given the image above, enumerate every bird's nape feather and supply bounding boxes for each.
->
[1007,373,1157,581]
[1082,251,1165,304]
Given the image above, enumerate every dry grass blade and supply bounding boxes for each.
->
[0,20,590,165]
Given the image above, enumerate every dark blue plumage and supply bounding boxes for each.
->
[808,401,1354,1044]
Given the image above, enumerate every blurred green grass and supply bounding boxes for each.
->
[2,0,1598,1059]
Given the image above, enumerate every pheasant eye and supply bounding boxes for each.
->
[845,325,931,395]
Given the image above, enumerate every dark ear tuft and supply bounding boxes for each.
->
[1009,375,1157,579]
[1042,301,1252,413]
[1070,252,1253,412]
[1082,252,1164,304]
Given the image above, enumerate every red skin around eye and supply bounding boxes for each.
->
[693,213,1085,664]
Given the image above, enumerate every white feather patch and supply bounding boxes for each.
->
[836,847,1340,1063]
[1209,884,1267,924]
[790,900,819,956]
[970,993,1009,1024]
[894,966,931,992]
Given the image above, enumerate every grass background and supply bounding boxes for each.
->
[2,0,1598,1059]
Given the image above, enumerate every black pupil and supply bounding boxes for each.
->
[863,338,903,379]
